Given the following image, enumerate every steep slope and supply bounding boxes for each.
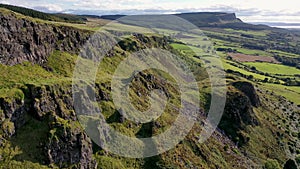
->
[0,3,88,23]
[0,6,299,169]
[0,8,91,65]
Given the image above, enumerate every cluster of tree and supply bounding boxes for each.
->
[236,63,300,86]
[206,26,300,58]
[227,66,300,86]
[241,33,254,38]
[212,22,271,31]
[282,78,300,86]
[0,4,87,23]
[273,45,300,55]
[216,47,237,52]
[274,55,300,69]
[242,43,266,50]
[226,69,255,81]
[267,32,300,55]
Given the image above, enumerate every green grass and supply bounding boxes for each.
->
[224,28,269,36]
[223,60,268,80]
[0,160,51,169]
[46,51,77,77]
[94,156,126,169]
[0,10,299,168]
[170,43,206,57]
[268,50,300,58]
[244,62,300,75]
[0,4,86,24]
[261,83,300,104]
[234,47,272,56]
[0,88,24,100]
[0,115,52,169]
[10,116,49,164]
[0,51,78,99]
[0,8,97,32]
[103,22,154,33]
[0,62,61,88]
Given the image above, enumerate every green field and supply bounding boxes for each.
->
[170,43,206,56]
[262,83,300,104]
[223,61,268,80]
[234,47,272,56]
[268,49,300,58]
[244,62,300,75]
[224,28,269,36]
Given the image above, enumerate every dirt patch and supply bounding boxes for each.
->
[228,53,280,63]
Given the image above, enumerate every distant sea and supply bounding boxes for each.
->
[250,22,300,29]
[271,26,300,29]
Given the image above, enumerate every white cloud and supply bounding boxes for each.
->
[34,4,63,13]
[1,0,300,23]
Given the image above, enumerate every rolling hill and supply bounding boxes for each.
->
[0,4,299,169]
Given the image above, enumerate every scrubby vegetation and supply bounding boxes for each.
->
[0,5,299,169]
[0,3,87,23]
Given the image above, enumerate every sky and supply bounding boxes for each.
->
[1,0,300,23]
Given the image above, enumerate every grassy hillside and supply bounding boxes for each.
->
[0,5,299,169]
[0,3,87,23]
[244,62,300,75]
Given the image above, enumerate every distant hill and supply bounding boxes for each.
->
[100,12,273,31]
[0,4,274,30]
[100,14,126,20]
[99,12,240,24]
[174,12,241,25]
[0,3,87,23]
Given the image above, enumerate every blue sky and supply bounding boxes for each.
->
[1,0,300,23]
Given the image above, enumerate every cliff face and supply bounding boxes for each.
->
[218,13,239,22]
[174,12,241,25]
[0,84,96,168]
[0,12,95,168]
[0,6,298,169]
[0,9,172,168]
[219,82,260,146]
[233,81,261,107]
[0,11,91,65]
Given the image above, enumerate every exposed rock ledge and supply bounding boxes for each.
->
[0,11,91,65]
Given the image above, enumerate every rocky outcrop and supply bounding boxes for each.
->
[0,94,26,138]
[174,12,242,26]
[218,13,239,22]
[32,84,98,168]
[219,85,259,146]
[27,84,76,120]
[47,116,96,169]
[233,81,260,107]
[0,11,91,65]
[118,34,170,52]
[0,84,98,168]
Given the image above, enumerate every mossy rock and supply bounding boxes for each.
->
[1,119,15,138]
[95,156,126,169]
[0,88,24,103]
[264,159,281,169]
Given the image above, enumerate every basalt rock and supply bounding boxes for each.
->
[27,84,76,120]
[0,11,91,65]
[0,84,99,168]
[219,87,259,146]
[0,95,26,138]
[233,81,260,107]
[46,116,96,169]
